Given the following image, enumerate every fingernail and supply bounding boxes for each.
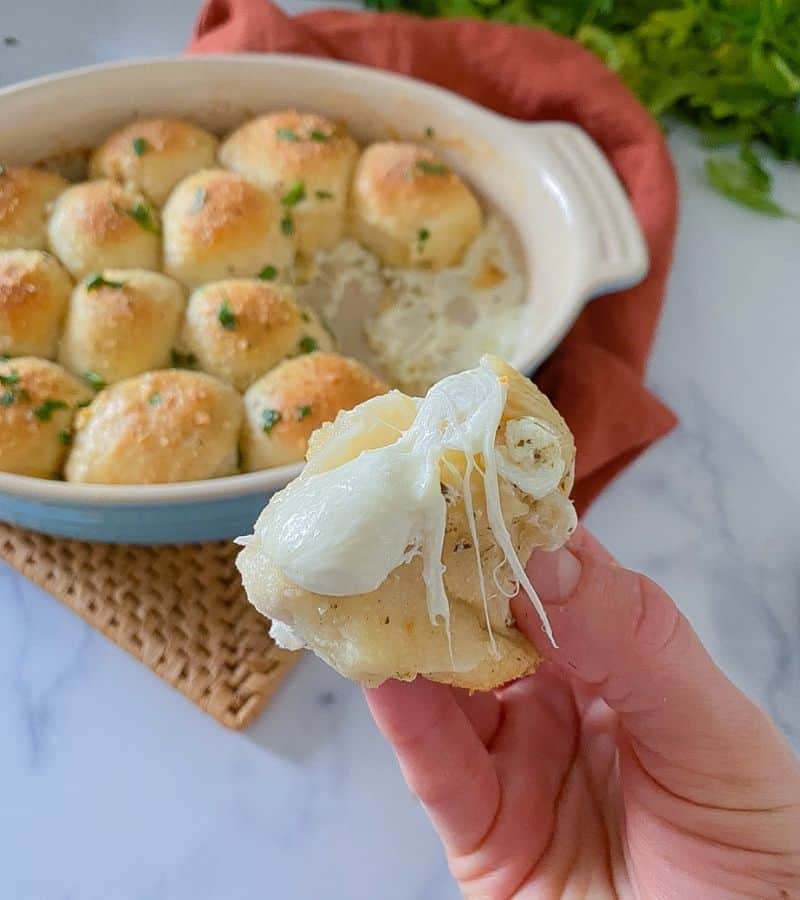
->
[527,546,582,602]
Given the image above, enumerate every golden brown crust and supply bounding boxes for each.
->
[47,179,161,278]
[241,352,388,470]
[65,369,243,484]
[90,117,218,204]
[58,269,186,384]
[162,169,294,288]
[0,250,72,358]
[220,112,359,258]
[351,142,482,269]
[179,279,332,391]
[0,166,68,251]
[0,356,93,478]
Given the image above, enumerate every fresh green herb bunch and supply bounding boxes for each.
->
[363,0,800,217]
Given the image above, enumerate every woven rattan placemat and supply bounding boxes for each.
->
[0,523,298,729]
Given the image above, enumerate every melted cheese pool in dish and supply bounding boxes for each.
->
[237,355,576,691]
[297,216,525,395]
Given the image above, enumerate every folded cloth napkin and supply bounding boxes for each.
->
[188,0,679,512]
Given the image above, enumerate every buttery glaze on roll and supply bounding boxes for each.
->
[90,117,219,205]
[0,166,68,251]
[65,369,243,484]
[178,278,333,392]
[58,269,186,385]
[351,142,482,269]
[162,169,295,289]
[0,356,93,478]
[0,250,72,358]
[47,179,161,278]
[220,111,359,258]
[237,356,576,690]
[240,352,387,471]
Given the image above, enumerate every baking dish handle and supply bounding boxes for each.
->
[514,121,649,297]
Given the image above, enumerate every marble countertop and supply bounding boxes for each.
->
[1,3,798,898]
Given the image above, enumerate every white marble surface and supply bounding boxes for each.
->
[1,3,799,898]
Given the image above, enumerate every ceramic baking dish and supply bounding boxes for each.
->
[0,55,647,543]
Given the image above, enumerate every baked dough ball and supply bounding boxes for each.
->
[220,111,358,258]
[237,355,577,689]
[58,269,186,384]
[351,142,482,269]
[162,169,294,289]
[0,356,93,478]
[0,250,72,358]
[65,369,243,484]
[0,166,68,250]
[90,117,219,205]
[179,279,333,391]
[47,179,161,278]
[240,352,387,471]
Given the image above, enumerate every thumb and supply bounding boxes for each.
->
[513,527,800,811]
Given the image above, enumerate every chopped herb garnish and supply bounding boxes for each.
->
[276,128,299,142]
[297,335,318,354]
[218,299,237,330]
[85,273,124,291]
[192,187,207,213]
[315,190,334,200]
[83,371,106,391]
[424,126,435,138]
[261,408,282,434]
[125,202,160,235]
[148,392,163,407]
[296,404,312,420]
[58,430,72,446]
[258,264,278,281]
[0,371,20,387]
[415,159,448,175]
[309,130,330,142]
[1,391,15,406]
[417,227,431,251]
[281,181,306,207]
[132,137,149,157]
[280,214,294,236]
[33,399,68,421]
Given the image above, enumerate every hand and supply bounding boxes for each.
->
[365,526,800,899]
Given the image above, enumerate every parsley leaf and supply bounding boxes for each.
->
[84,370,106,391]
[296,404,312,420]
[281,181,306,207]
[261,408,282,434]
[258,264,278,281]
[132,137,149,157]
[218,299,237,330]
[415,159,448,175]
[33,399,68,421]
[125,202,160,235]
[276,128,299,142]
[85,273,124,291]
[297,335,318,354]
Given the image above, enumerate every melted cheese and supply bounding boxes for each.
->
[259,357,557,651]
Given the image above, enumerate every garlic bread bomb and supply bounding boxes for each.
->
[90,117,219,205]
[351,142,482,269]
[220,111,358,258]
[237,356,577,690]
[47,179,161,278]
[0,250,72,358]
[241,352,387,471]
[179,278,333,391]
[58,269,186,385]
[0,166,68,250]
[65,369,243,484]
[0,356,93,478]
[162,169,294,289]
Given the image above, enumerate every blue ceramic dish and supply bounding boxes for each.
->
[0,55,647,543]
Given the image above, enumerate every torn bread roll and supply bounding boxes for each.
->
[237,354,576,690]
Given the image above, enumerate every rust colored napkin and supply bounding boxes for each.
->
[189,0,678,512]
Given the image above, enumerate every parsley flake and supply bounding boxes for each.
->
[33,399,68,421]
[132,137,149,157]
[218,299,237,330]
[261,408,282,434]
